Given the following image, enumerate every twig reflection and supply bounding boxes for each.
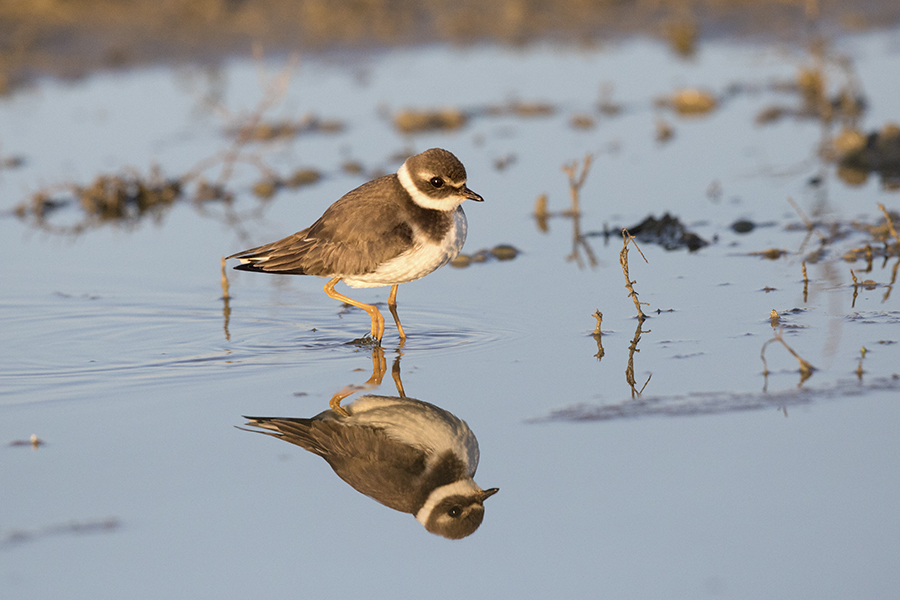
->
[220,256,231,341]
[532,155,598,268]
[760,326,816,390]
[625,317,652,398]
[562,154,598,268]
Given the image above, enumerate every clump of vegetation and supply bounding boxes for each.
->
[485,100,556,118]
[252,168,322,199]
[755,58,866,126]
[14,168,182,233]
[829,123,900,187]
[393,108,468,133]
[625,213,708,251]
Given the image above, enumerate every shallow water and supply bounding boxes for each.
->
[2,27,900,599]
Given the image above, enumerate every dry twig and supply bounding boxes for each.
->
[625,318,652,397]
[620,228,649,321]
[592,310,604,361]
[561,153,593,216]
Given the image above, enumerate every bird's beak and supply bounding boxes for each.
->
[462,186,484,202]
[478,488,499,502]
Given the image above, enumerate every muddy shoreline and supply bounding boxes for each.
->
[3,0,900,92]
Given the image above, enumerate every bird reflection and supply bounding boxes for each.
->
[240,350,498,539]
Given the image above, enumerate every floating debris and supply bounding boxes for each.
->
[193,179,233,203]
[850,269,879,290]
[1,154,25,169]
[502,101,555,117]
[755,105,788,125]
[750,248,788,260]
[490,244,519,260]
[231,114,344,141]
[623,213,708,251]
[2,517,121,549]
[450,254,472,268]
[493,154,517,171]
[393,108,468,133]
[570,114,596,130]
[659,89,718,116]
[252,178,281,199]
[341,161,364,175]
[482,100,557,118]
[451,244,520,268]
[285,168,322,188]
[9,434,43,448]
[252,168,322,198]
[731,219,756,234]
[655,118,674,142]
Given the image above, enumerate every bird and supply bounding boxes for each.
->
[227,148,483,343]
[240,394,499,539]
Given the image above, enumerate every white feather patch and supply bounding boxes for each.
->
[342,205,467,288]
[397,162,466,211]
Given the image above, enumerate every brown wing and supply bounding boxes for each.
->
[227,175,415,277]
[242,416,428,514]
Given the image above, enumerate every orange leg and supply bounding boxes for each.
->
[366,346,387,386]
[391,354,406,398]
[328,388,355,417]
[328,347,388,417]
[324,277,385,342]
[387,284,407,340]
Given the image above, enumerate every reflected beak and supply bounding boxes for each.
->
[478,488,500,502]
[462,186,484,202]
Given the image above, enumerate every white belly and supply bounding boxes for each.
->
[341,395,480,476]
[343,207,467,288]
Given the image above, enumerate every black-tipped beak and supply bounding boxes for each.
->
[478,488,499,502]
[463,186,484,202]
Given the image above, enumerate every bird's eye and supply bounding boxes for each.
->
[430,177,444,188]
[448,506,462,518]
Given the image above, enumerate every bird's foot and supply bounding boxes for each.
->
[348,333,382,347]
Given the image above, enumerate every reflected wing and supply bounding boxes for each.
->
[242,416,428,514]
